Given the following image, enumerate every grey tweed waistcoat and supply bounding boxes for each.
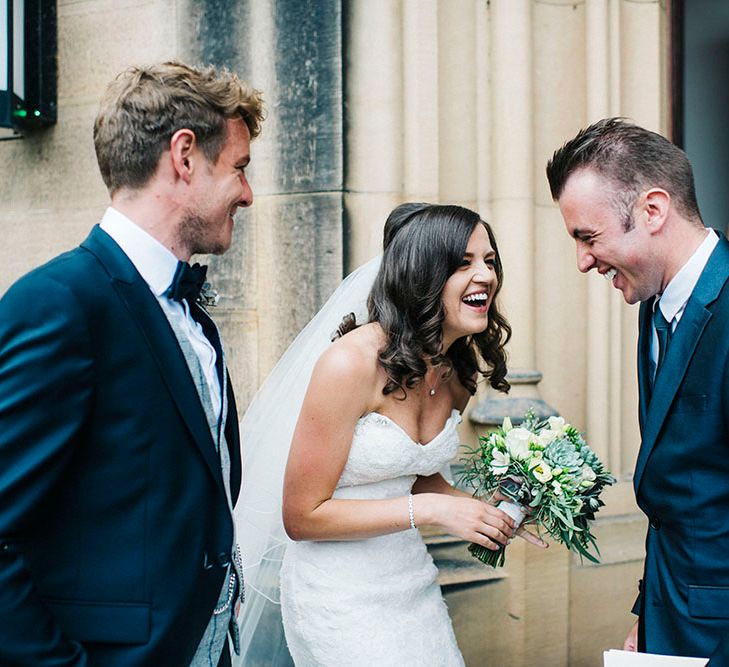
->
[164,304,242,665]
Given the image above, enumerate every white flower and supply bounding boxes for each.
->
[537,429,560,447]
[552,480,563,495]
[502,416,513,432]
[547,416,567,433]
[581,465,597,486]
[490,450,511,476]
[529,459,553,483]
[505,427,532,461]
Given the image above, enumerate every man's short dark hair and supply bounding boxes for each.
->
[546,118,702,229]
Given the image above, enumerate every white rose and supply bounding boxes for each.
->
[547,416,566,433]
[490,450,511,476]
[502,416,513,432]
[537,429,559,447]
[505,427,532,461]
[529,459,553,483]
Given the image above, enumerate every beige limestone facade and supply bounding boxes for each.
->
[0,1,673,665]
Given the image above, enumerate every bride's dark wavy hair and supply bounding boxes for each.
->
[367,202,511,397]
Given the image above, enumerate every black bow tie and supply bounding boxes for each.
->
[165,261,208,304]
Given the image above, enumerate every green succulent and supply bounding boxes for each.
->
[544,437,584,471]
[579,445,600,469]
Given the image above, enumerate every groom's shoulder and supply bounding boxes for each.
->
[1,241,105,311]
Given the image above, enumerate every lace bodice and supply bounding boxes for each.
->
[334,409,462,494]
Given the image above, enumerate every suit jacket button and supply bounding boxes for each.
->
[650,516,661,530]
[217,552,231,567]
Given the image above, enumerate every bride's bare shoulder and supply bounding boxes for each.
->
[314,322,385,384]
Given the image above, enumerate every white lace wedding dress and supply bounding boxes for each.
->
[280,409,466,667]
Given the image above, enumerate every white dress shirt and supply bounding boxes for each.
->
[651,228,718,366]
[100,207,222,417]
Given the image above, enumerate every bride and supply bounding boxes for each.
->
[236,203,544,666]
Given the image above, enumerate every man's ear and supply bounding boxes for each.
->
[169,129,197,183]
[641,188,670,235]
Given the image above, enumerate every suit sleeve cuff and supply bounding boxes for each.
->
[631,579,642,616]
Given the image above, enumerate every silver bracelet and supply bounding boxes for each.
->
[408,492,417,529]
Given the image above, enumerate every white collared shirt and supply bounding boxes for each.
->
[100,207,221,417]
[651,228,718,366]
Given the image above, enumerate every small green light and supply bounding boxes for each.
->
[33,110,41,117]
[13,109,27,118]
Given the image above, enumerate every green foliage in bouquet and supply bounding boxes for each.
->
[459,410,616,568]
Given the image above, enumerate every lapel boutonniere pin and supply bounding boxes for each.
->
[198,281,220,309]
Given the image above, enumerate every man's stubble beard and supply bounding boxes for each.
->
[178,210,227,257]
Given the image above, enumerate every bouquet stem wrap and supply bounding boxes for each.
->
[468,501,526,568]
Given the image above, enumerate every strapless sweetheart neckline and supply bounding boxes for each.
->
[357,408,461,447]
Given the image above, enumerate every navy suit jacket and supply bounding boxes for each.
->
[0,226,242,665]
[634,232,729,665]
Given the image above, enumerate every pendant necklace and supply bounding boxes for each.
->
[426,368,443,396]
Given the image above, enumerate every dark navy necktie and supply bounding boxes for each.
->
[165,261,208,305]
[652,306,673,384]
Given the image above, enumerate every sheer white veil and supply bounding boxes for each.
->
[233,254,382,666]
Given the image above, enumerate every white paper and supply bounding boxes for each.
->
[604,649,708,666]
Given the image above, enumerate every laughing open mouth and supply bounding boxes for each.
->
[462,291,489,307]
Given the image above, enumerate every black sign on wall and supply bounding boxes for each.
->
[1,0,56,136]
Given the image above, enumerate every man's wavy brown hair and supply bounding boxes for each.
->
[367,203,511,397]
[94,60,265,194]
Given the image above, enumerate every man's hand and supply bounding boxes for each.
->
[515,524,548,549]
[623,620,639,652]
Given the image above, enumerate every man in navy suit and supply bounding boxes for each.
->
[547,118,729,665]
[0,61,264,665]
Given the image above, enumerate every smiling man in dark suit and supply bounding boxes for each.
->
[547,118,729,665]
[0,61,264,665]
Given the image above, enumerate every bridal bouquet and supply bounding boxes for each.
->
[459,411,615,567]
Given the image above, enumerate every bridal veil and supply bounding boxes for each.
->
[234,255,381,665]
